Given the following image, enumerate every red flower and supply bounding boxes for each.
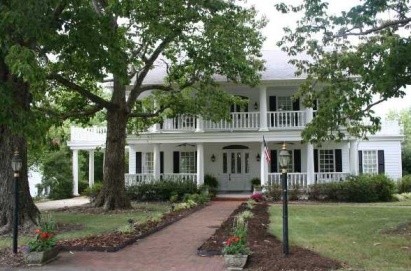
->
[40,232,50,240]
[225,236,240,246]
[35,228,41,234]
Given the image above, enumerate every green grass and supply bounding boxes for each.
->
[269,200,411,271]
[0,202,170,250]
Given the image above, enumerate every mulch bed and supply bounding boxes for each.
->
[198,202,344,271]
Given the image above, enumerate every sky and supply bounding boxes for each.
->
[244,0,411,118]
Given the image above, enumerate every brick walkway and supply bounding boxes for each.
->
[38,201,240,271]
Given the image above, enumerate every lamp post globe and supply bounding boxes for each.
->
[279,143,290,256]
[11,150,22,254]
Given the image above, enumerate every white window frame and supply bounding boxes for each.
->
[143,152,154,174]
[319,149,335,173]
[362,150,378,174]
[180,151,196,173]
[277,96,293,111]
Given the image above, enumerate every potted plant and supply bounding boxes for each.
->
[250,177,261,193]
[25,216,59,266]
[222,219,250,270]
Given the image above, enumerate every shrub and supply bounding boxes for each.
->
[204,174,219,197]
[250,177,261,187]
[83,182,103,202]
[78,180,89,194]
[289,183,301,201]
[398,175,411,193]
[264,184,281,201]
[126,178,198,201]
[47,178,73,200]
[250,192,264,202]
[28,215,57,252]
[308,174,395,202]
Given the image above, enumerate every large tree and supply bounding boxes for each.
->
[388,108,411,174]
[45,0,265,210]
[275,0,411,142]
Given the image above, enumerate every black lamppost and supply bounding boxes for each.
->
[279,142,290,256]
[11,150,22,254]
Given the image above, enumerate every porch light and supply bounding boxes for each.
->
[254,102,258,110]
[256,154,260,162]
[211,154,216,162]
[11,150,23,173]
[279,143,290,170]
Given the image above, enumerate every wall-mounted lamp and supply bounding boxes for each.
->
[211,154,216,162]
[254,102,258,110]
[256,154,260,162]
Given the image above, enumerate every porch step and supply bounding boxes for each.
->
[213,193,252,201]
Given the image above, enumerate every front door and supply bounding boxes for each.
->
[220,151,251,191]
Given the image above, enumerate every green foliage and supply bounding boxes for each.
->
[28,215,57,252]
[264,184,282,201]
[203,174,219,197]
[289,183,301,201]
[397,175,411,193]
[393,192,411,201]
[250,177,260,187]
[126,179,198,202]
[276,0,411,143]
[83,183,103,202]
[222,216,250,255]
[309,175,396,202]
[245,199,255,210]
[388,108,411,174]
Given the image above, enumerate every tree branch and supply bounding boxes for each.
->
[128,108,164,118]
[35,104,104,119]
[47,73,117,110]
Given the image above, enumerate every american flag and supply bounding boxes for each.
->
[263,136,271,163]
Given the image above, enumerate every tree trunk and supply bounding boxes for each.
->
[0,59,40,232]
[94,106,131,210]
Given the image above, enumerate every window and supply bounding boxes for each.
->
[277,96,293,111]
[319,149,334,172]
[143,152,154,174]
[363,150,378,174]
[180,152,196,173]
[223,151,249,174]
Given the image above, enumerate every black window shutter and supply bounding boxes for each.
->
[294,149,301,172]
[292,98,300,110]
[136,152,142,174]
[160,152,164,174]
[313,99,318,110]
[173,151,180,173]
[269,96,277,111]
[378,150,385,174]
[270,150,277,173]
[335,149,342,172]
[314,149,318,172]
[358,151,363,174]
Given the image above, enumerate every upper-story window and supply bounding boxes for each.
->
[362,150,378,174]
[277,96,293,111]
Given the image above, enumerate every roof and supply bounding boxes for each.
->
[142,50,304,85]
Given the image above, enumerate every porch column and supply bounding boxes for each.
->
[72,149,79,196]
[306,143,315,186]
[259,86,268,131]
[153,144,161,180]
[305,107,314,124]
[196,143,204,186]
[128,145,136,174]
[196,116,204,132]
[349,140,358,175]
[88,150,95,187]
[260,141,268,186]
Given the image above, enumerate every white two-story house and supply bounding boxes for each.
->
[68,51,403,195]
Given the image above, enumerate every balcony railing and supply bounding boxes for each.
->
[161,115,197,131]
[70,126,107,142]
[125,173,197,186]
[203,112,260,131]
[267,111,306,129]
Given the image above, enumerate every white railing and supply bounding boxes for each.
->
[70,126,107,142]
[315,172,350,183]
[125,174,154,186]
[267,111,306,128]
[204,112,260,131]
[161,115,196,131]
[124,173,197,186]
[267,173,308,188]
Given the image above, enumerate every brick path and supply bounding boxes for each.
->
[38,201,240,271]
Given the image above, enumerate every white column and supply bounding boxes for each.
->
[259,86,268,131]
[195,116,204,132]
[196,143,204,186]
[72,149,79,196]
[306,143,315,186]
[128,145,136,174]
[153,144,161,180]
[260,142,268,186]
[349,140,358,175]
[88,150,95,187]
[305,107,313,124]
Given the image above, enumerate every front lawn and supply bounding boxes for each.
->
[269,200,411,271]
[0,202,170,250]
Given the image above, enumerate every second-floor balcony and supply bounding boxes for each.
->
[155,110,309,133]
